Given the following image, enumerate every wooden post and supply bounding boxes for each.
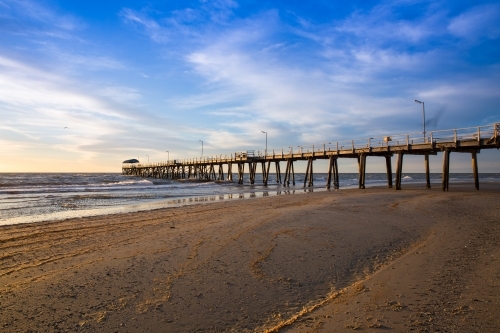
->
[326,156,333,189]
[210,164,216,180]
[309,158,314,187]
[362,154,366,188]
[425,154,431,188]
[264,161,271,186]
[471,151,479,190]
[228,163,233,181]
[333,157,339,189]
[358,154,366,189]
[396,153,403,190]
[249,162,257,185]
[357,156,362,188]
[275,161,281,184]
[252,161,257,184]
[283,160,290,186]
[304,158,314,187]
[385,155,392,188]
[442,150,450,191]
[261,162,267,186]
[326,156,339,189]
[285,159,294,186]
[303,159,310,187]
[218,164,224,180]
[249,162,253,185]
[291,160,296,185]
[238,163,245,184]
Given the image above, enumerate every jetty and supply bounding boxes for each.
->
[122,123,499,191]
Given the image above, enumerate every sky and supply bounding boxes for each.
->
[0,0,499,173]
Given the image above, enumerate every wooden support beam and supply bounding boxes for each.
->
[203,165,208,180]
[284,159,294,187]
[326,156,333,189]
[308,158,314,187]
[395,153,404,190]
[385,155,392,188]
[333,158,339,189]
[283,159,290,186]
[227,163,233,181]
[260,162,266,185]
[304,159,310,187]
[263,161,271,186]
[326,156,339,189]
[471,151,479,190]
[425,154,431,189]
[291,160,296,186]
[358,154,366,189]
[239,163,245,184]
[442,150,450,191]
[249,162,257,185]
[218,164,224,181]
[275,161,281,184]
[304,158,314,187]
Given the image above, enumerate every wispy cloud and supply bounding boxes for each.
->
[1,0,82,35]
[448,4,500,40]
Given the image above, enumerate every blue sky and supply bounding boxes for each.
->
[1,0,499,172]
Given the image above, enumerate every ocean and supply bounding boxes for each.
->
[1,172,498,226]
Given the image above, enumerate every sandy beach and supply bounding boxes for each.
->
[1,183,499,332]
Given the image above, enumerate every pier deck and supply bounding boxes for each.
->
[122,123,499,191]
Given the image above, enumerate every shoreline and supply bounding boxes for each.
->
[1,184,499,332]
[2,179,497,228]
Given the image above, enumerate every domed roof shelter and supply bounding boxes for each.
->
[122,159,139,164]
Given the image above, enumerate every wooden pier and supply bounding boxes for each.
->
[123,123,499,191]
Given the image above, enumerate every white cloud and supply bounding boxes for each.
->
[316,1,448,47]
[120,8,169,43]
[2,0,82,34]
[448,4,500,40]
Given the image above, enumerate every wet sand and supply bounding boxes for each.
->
[1,183,499,332]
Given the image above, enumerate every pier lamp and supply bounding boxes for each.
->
[261,131,267,156]
[166,151,169,162]
[414,100,426,139]
[289,146,293,154]
[199,140,203,157]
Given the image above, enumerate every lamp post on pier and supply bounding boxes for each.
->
[166,151,169,162]
[415,100,426,139]
[199,140,203,157]
[261,131,267,157]
[415,100,431,188]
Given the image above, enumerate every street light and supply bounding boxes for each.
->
[289,146,293,154]
[261,131,267,156]
[199,140,203,157]
[415,100,426,138]
[166,151,169,162]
